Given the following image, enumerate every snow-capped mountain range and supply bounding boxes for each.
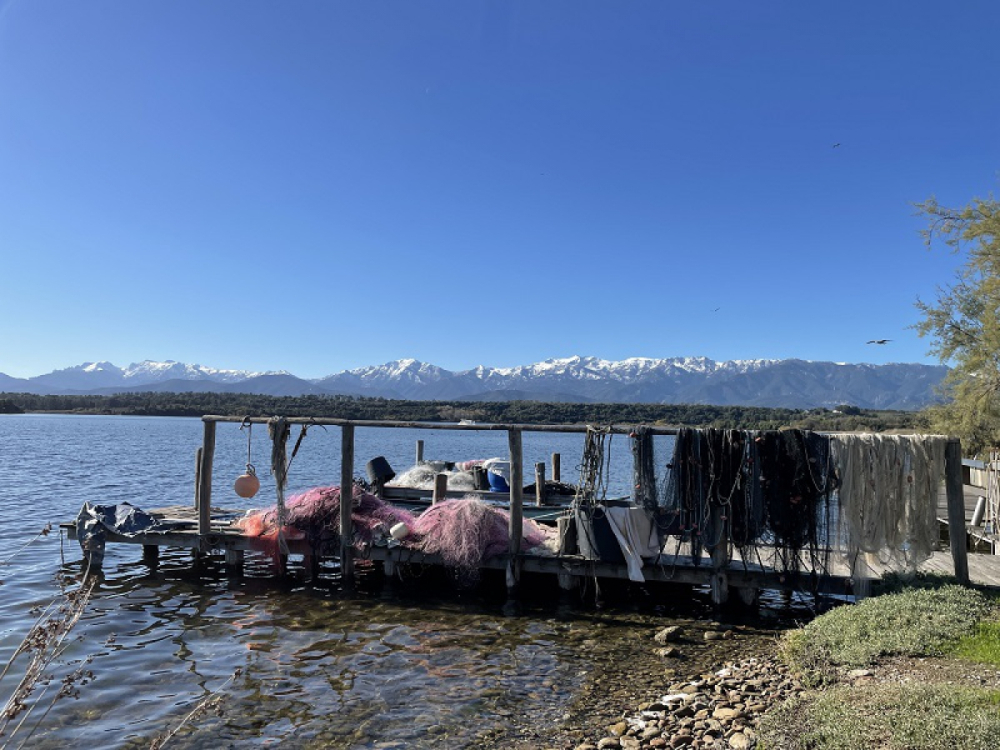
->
[0,356,948,410]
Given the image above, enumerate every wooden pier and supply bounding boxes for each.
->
[63,417,1000,604]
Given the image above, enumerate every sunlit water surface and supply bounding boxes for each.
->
[0,414,795,748]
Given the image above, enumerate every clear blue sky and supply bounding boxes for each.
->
[1,1,997,379]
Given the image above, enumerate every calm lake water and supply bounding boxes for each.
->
[0,414,784,749]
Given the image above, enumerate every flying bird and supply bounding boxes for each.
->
[832,143,841,148]
[866,339,892,345]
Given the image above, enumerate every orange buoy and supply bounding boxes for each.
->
[234,465,260,498]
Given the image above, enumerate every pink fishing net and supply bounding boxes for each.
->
[412,497,549,570]
[235,485,419,553]
[236,487,550,574]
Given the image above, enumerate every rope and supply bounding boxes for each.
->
[239,417,256,478]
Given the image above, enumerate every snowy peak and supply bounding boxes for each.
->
[2,355,948,410]
[486,355,778,382]
[122,360,269,383]
[350,359,448,384]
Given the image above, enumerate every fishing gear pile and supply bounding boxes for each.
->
[236,484,417,557]
[236,487,552,574]
[412,497,552,575]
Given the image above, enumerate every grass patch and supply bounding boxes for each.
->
[759,683,1000,750]
[782,585,989,682]
[948,619,1000,666]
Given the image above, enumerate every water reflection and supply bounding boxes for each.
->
[1,416,803,750]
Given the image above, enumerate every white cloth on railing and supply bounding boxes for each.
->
[605,506,661,582]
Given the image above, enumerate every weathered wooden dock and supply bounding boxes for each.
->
[62,417,1000,604]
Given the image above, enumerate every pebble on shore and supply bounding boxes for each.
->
[579,657,804,750]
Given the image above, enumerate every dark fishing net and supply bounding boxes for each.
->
[662,428,838,582]
[631,426,658,513]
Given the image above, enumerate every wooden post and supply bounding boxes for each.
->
[507,429,524,597]
[198,422,216,537]
[142,545,159,567]
[534,462,545,506]
[307,552,321,582]
[194,448,203,508]
[225,548,244,573]
[945,439,970,585]
[416,439,424,464]
[709,501,731,607]
[341,424,356,591]
[433,473,448,504]
[551,453,561,482]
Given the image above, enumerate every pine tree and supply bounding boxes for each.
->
[915,195,1000,454]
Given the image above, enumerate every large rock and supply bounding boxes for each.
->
[655,625,684,644]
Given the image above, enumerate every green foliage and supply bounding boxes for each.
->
[0,391,923,431]
[948,620,1000,666]
[759,683,1000,750]
[782,586,989,681]
[915,196,1000,454]
[0,398,24,414]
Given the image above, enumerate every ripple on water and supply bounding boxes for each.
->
[2,416,799,749]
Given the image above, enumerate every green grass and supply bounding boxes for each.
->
[948,619,1000,665]
[759,683,1000,750]
[782,585,990,682]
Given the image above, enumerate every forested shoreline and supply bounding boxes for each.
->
[0,391,923,432]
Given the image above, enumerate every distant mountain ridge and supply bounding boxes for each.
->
[0,356,948,410]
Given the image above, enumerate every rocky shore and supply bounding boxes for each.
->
[574,625,804,750]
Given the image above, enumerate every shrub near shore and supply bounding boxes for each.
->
[758,580,1000,750]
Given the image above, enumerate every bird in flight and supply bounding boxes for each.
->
[866,339,891,345]
[832,143,841,148]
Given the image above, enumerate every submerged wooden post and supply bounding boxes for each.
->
[433,473,448,504]
[198,421,216,537]
[945,438,970,585]
[507,429,524,597]
[534,462,545,506]
[551,453,561,483]
[341,424,355,591]
[225,548,244,573]
[416,439,424,464]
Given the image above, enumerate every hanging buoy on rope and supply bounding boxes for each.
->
[235,417,260,498]
[235,465,260,498]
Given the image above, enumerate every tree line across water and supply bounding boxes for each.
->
[0,391,923,432]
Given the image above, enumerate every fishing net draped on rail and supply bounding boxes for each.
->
[651,428,947,585]
[235,487,552,573]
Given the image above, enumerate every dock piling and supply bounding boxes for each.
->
[341,424,356,591]
[945,439,970,585]
[197,423,215,537]
[507,428,524,597]
[433,473,448,504]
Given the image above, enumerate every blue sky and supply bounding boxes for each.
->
[1,1,997,379]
